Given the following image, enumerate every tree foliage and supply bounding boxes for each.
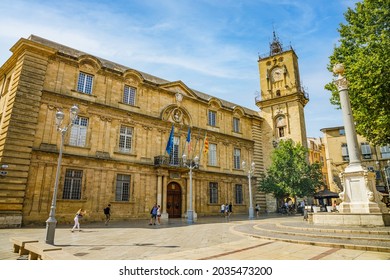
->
[257,139,324,199]
[325,0,390,146]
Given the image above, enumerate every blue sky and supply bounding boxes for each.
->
[0,0,359,137]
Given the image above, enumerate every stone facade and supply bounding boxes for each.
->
[0,35,268,226]
[307,137,328,187]
[321,126,390,203]
[255,35,309,211]
[0,34,311,227]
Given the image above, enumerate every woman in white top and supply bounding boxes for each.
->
[157,205,161,225]
[72,209,86,232]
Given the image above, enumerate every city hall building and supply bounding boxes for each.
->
[0,34,309,227]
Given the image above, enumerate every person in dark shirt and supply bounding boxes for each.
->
[104,204,111,225]
[149,203,158,225]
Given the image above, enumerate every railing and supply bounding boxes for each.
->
[254,87,309,103]
[154,155,199,169]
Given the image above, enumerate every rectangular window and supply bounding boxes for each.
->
[123,85,136,106]
[341,143,349,162]
[380,145,390,159]
[116,174,130,201]
[62,169,82,200]
[233,117,240,133]
[235,184,243,204]
[339,129,345,136]
[361,142,372,159]
[170,136,180,165]
[209,182,218,204]
[233,148,241,169]
[69,117,88,147]
[208,110,217,127]
[77,72,93,94]
[119,125,133,153]
[208,143,217,166]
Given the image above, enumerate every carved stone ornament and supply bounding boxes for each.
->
[48,104,56,111]
[100,116,112,122]
[172,108,183,123]
[339,191,345,202]
[334,77,349,91]
[333,63,349,91]
[175,92,183,104]
[367,191,374,202]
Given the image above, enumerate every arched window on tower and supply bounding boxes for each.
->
[276,116,286,138]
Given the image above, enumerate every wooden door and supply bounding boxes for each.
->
[167,183,182,218]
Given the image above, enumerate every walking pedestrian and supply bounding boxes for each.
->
[149,203,158,225]
[104,204,111,225]
[255,204,260,218]
[71,209,86,232]
[220,203,225,217]
[157,205,161,225]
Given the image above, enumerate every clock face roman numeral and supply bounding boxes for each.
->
[272,67,283,82]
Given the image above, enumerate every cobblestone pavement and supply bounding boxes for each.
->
[1,214,389,260]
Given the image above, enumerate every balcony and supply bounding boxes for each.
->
[153,155,199,170]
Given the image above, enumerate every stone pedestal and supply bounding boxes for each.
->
[309,212,390,227]
[184,211,198,221]
[338,166,388,214]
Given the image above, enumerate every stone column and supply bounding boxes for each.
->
[333,64,387,214]
[157,174,162,210]
[161,174,169,219]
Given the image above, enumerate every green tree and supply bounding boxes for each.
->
[258,139,324,199]
[325,0,390,146]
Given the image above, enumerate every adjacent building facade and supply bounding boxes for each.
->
[321,126,390,204]
[0,34,309,227]
[307,137,328,189]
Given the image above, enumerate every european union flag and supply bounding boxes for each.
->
[186,127,191,153]
[165,125,174,155]
[186,127,191,143]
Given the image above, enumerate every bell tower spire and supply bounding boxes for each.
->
[256,32,309,152]
[270,31,283,56]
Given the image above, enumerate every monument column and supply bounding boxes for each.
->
[333,64,387,215]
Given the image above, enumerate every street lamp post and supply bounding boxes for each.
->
[242,161,255,219]
[182,154,199,224]
[45,105,79,245]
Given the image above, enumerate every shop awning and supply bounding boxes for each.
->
[313,189,339,199]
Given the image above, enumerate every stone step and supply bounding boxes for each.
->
[233,220,390,253]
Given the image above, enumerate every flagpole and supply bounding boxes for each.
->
[192,129,201,159]
[199,131,207,162]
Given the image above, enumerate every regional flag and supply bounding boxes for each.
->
[186,127,191,153]
[203,135,209,155]
[165,125,174,155]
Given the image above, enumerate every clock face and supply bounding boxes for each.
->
[271,67,283,82]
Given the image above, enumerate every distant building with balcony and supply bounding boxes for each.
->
[321,126,390,204]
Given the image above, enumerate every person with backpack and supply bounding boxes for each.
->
[104,204,111,225]
[149,203,158,225]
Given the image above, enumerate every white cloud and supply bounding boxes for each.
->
[0,0,359,137]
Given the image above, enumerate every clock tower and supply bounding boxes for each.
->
[255,32,309,210]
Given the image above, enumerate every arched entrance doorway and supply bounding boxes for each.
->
[167,182,182,218]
